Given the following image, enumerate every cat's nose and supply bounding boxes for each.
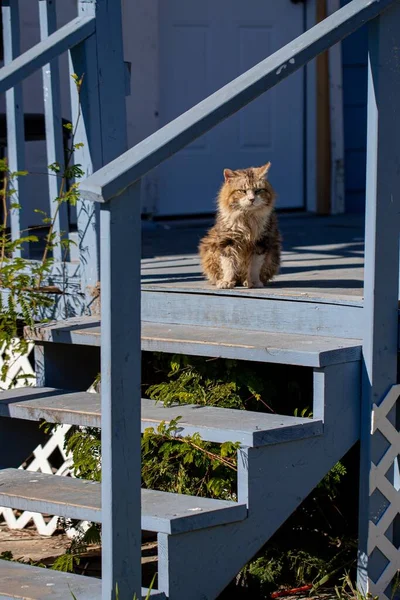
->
[247,193,255,202]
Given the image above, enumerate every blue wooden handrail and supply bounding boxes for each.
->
[0,15,95,94]
[80,0,396,204]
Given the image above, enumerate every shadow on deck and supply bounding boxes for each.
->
[141,213,365,306]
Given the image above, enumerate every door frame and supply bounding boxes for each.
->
[305,0,345,214]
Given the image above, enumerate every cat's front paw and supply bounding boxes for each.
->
[216,279,235,289]
[244,279,264,289]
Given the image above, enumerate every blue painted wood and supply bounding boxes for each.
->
[2,0,26,258]
[24,286,367,340]
[343,64,368,105]
[25,318,362,367]
[0,560,165,600]
[345,149,367,190]
[0,15,96,94]
[157,362,360,599]
[0,418,46,469]
[69,32,101,301]
[79,0,396,204]
[341,11,367,64]
[33,342,99,390]
[100,181,142,599]
[141,290,364,339]
[39,0,69,263]
[70,0,128,310]
[0,386,323,447]
[0,560,102,600]
[76,2,135,596]
[0,468,247,534]
[343,106,367,150]
[80,0,128,164]
[341,1,368,213]
[358,6,400,596]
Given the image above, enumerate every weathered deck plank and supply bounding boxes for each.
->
[141,215,365,304]
[0,469,247,534]
[0,387,323,446]
[25,319,361,367]
[0,559,164,599]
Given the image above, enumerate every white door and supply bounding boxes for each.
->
[156,0,305,216]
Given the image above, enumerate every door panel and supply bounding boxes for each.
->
[156,0,304,215]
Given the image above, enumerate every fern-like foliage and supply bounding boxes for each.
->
[142,418,240,499]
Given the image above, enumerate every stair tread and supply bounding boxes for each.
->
[0,469,247,534]
[25,317,361,367]
[0,558,164,599]
[0,387,323,446]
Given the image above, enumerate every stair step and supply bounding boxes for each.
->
[0,387,323,447]
[0,469,246,534]
[0,558,164,599]
[25,317,362,367]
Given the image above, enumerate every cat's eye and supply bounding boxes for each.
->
[255,189,264,195]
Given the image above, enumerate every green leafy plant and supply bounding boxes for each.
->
[65,427,102,482]
[52,520,101,573]
[0,74,85,387]
[142,418,239,499]
[334,572,379,600]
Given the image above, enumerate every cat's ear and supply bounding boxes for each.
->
[223,169,237,181]
[258,162,271,178]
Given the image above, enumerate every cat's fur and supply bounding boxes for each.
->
[199,162,281,289]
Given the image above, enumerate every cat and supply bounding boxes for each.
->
[199,162,281,289]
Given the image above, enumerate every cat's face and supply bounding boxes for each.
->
[219,163,275,214]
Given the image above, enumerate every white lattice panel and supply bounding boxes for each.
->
[0,425,73,535]
[368,384,400,599]
[0,339,76,536]
[0,340,35,390]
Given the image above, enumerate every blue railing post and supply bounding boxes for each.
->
[73,1,140,598]
[360,3,400,598]
[100,181,142,600]
[71,0,128,310]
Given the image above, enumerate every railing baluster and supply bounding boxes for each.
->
[39,0,69,263]
[360,4,400,598]
[2,0,26,258]
[68,0,101,303]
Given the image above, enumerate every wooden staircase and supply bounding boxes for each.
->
[1,0,400,597]
[0,308,361,599]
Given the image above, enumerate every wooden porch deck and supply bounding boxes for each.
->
[142,213,365,306]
